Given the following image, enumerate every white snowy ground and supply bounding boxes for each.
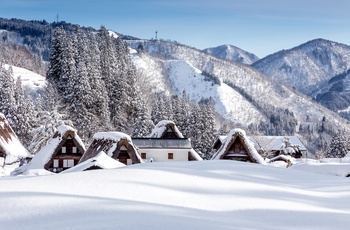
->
[1,160,350,230]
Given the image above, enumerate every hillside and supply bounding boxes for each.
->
[252,39,350,120]
[1,160,350,230]
[127,39,350,153]
[203,44,259,64]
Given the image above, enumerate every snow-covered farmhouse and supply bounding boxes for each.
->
[213,133,307,159]
[0,113,29,167]
[211,129,266,164]
[132,120,202,162]
[11,125,86,175]
[79,132,143,165]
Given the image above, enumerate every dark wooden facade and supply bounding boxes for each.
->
[44,130,85,173]
[219,134,256,163]
[161,124,181,138]
[79,135,142,165]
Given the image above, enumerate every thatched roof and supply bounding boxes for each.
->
[11,124,85,175]
[211,129,266,164]
[0,113,29,162]
[79,132,143,164]
[149,120,184,138]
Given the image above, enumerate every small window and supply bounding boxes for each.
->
[63,159,74,168]
[53,159,59,168]
[72,147,77,153]
[141,153,146,159]
[62,147,66,154]
[168,153,174,160]
[67,159,74,167]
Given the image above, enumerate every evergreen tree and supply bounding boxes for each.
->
[327,131,348,158]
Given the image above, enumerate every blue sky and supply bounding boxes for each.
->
[1,0,350,57]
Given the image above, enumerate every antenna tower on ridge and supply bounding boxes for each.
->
[155,31,158,40]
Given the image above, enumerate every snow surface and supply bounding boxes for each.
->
[3,64,46,89]
[62,151,125,173]
[165,60,264,125]
[1,160,350,230]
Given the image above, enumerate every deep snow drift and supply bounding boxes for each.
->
[1,160,350,230]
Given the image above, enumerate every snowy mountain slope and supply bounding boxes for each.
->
[314,71,350,119]
[253,38,350,95]
[1,161,350,230]
[164,60,264,125]
[127,39,350,152]
[4,64,46,89]
[128,40,349,124]
[203,44,259,65]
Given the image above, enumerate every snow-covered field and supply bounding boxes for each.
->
[1,160,350,230]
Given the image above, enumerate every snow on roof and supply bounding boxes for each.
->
[0,113,29,161]
[189,148,203,161]
[216,134,307,152]
[149,120,184,138]
[11,124,85,176]
[211,128,266,164]
[249,136,307,151]
[79,131,143,164]
[93,131,133,142]
[61,151,125,173]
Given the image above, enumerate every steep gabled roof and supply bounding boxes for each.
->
[211,129,266,164]
[149,120,184,138]
[79,132,143,164]
[0,113,29,162]
[11,124,85,175]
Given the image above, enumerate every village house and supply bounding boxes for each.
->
[79,131,143,165]
[211,129,266,164]
[132,120,202,162]
[0,113,29,169]
[213,132,307,160]
[11,124,86,175]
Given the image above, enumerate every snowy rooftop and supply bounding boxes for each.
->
[132,138,192,148]
[62,151,125,173]
[11,124,85,176]
[211,128,266,164]
[0,113,29,161]
[149,120,184,138]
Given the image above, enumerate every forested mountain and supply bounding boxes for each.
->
[252,39,350,120]
[314,70,350,120]
[202,44,259,65]
[0,18,349,158]
[127,39,349,154]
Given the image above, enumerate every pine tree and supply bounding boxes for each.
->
[327,131,348,158]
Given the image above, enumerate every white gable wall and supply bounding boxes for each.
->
[138,148,190,162]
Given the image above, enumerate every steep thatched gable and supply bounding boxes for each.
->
[211,129,266,164]
[0,113,29,164]
[79,132,143,165]
[149,120,184,138]
[11,125,85,175]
